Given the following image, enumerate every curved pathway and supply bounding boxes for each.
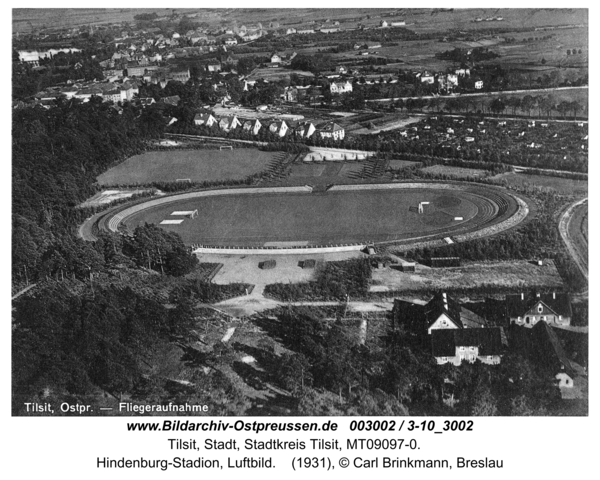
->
[558,197,588,283]
[83,182,531,255]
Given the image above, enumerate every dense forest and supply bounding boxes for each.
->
[11,97,228,413]
[12,97,173,284]
[249,306,563,416]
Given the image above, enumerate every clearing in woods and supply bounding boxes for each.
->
[370,259,565,292]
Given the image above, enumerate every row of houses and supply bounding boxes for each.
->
[392,291,581,394]
[193,113,345,140]
[418,69,482,91]
[34,78,142,104]
[394,290,573,363]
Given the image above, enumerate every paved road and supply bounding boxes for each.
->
[558,197,588,290]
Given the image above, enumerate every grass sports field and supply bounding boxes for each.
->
[97,148,278,186]
[119,185,518,247]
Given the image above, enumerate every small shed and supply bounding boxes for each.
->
[363,245,376,255]
[259,260,276,270]
[299,259,317,269]
[401,262,416,272]
[430,257,461,268]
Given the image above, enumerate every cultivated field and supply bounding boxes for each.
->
[97,148,278,186]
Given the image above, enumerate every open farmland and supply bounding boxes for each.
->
[97,148,280,186]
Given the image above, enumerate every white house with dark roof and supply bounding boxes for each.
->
[194,113,218,127]
[219,115,242,132]
[432,328,504,365]
[316,122,345,141]
[506,292,572,327]
[242,119,262,136]
[330,81,353,94]
[295,121,316,138]
[269,120,288,137]
[393,292,503,365]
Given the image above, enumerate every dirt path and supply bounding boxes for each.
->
[558,198,588,287]
[12,283,37,301]
[212,295,398,317]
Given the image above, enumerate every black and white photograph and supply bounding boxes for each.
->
[10,4,590,424]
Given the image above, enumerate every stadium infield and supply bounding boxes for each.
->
[101,183,524,249]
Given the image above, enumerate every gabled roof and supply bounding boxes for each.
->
[505,293,572,318]
[242,118,261,128]
[270,120,287,129]
[531,322,575,378]
[318,121,344,133]
[194,112,215,122]
[431,328,504,357]
[425,292,463,329]
[459,306,487,328]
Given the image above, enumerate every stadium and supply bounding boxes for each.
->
[93,182,530,253]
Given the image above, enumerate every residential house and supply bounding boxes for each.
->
[294,121,316,138]
[242,119,262,135]
[283,86,299,102]
[505,292,572,328]
[241,30,262,41]
[432,328,504,365]
[474,80,484,89]
[271,53,282,63]
[138,97,156,107]
[316,122,345,141]
[509,321,579,393]
[269,120,288,137]
[390,21,406,26]
[126,63,148,77]
[330,81,353,94]
[104,90,123,103]
[224,36,238,46]
[206,60,222,72]
[380,20,389,27]
[168,68,190,83]
[219,115,242,132]
[162,95,180,106]
[393,292,504,365]
[420,72,435,84]
[531,321,577,389]
[286,28,297,35]
[194,113,218,127]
